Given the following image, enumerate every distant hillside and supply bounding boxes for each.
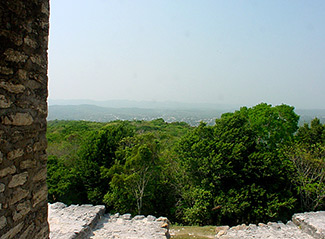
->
[48,101,325,126]
[295,109,325,125]
[48,99,238,110]
[47,104,226,126]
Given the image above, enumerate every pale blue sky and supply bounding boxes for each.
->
[49,0,325,108]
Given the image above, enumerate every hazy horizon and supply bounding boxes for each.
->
[49,0,325,109]
[48,98,325,110]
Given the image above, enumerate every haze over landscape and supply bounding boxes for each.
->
[49,0,325,109]
[45,1,325,232]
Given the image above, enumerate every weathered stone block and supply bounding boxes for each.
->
[0,66,14,75]
[26,79,42,90]
[7,148,24,160]
[33,185,48,207]
[48,203,105,239]
[292,211,325,239]
[19,224,35,239]
[0,166,16,178]
[0,183,6,192]
[147,215,157,221]
[40,154,47,162]
[1,222,24,239]
[1,112,34,126]
[0,82,25,94]
[0,151,3,164]
[30,55,45,67]
[35,224,50,239]
[4,49,28,63]
[33,167,47,182]
[24,36,38,48]
[10,188,29,205]
[36,104,48,115]
[9,131,24,144]
[0,95,12,108]
[26,144,34,154]
[20,159,36,169]
[34,141,47,152]
[8,172,28,188]
[41,2,49,15]
[0,30,23,46]
[17,69,28,80]
[0,216,7,230]
[121,214,132,220]
[13,201,31,221]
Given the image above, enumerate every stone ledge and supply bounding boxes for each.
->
[90,213,170,239]
[215,211,325,239]
[48,202,105,239]
[293,211,325,239]
[48,203,170,239]
[48,203,323,239]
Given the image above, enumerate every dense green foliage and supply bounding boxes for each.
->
[47,104,325,226]
[175,104,299,225]
[47,119,190,219]
[284,118,325,211]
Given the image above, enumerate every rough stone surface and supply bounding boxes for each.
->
[33,167,47,182]
[0,183,5,193]
[1,222,24,239]
[8,171,28,188]
[90,214,170,239]
[0,216,7,230]
[293,211,325,239]
[0,0,50,237]
[20,224,35,239]
[20,159,36,169]
[13,201,31,221]
[1,112,34,126]
[3,49,28,63]
[48,203,325,239]
[0,94,12,108]
[7,148,24,160]
[0,67,13,75]
[33,184,48,207]
[48,203,170,239]
[0,81,25,94]
[216,211,325,239]
[0,165,16,178]
[9,188,29,206]
[217,221,315,239]
[48,202,106,239]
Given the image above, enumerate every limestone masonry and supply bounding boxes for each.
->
[48,203,170,239]
[48,203,105,239]
[214,211,325,239]
[48,203,324,239]
[0,0,50,238]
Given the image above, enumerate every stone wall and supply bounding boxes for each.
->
[48,203,170,239]
[0,0,50,238]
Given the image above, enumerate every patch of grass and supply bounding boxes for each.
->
[170,225,216,239]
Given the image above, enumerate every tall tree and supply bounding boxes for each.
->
[104,133,162,215]
[77,122,134,204]
[285,118,325,211]
[175,103,299,225]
